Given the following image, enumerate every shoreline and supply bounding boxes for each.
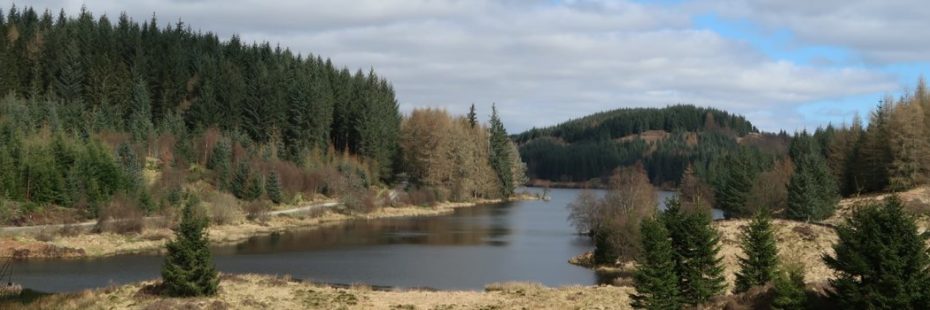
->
[0,273,635,310]
[0,196,533,260]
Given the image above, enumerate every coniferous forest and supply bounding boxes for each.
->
[0,6,524,224]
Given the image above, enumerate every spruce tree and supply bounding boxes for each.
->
[734,210,778,293]
[632,218,680,310]
[662,198,726,305]
[266,171,283,204]
[488,104,513,198]
[231,162,250,200]
[786,153,837,221]
[772,260,807,310]
[207,139,231,189]
[467,103,477,128]
[161,195,219,297]
[823,195,930,308]
[714,151,753,218]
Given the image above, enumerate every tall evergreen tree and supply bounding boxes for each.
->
[161,195,219,297]
[714,151,754,218]
[266,171,283,204]
[488,104,513,198]
[632,217,680,310]
[823,195,930,308]
[734,210,779,293]
[786,153,837,221]
[127,75,154,142]
[467,103,477,128]
[661,198,726,305]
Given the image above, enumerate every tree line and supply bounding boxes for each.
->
[0,6,525,224]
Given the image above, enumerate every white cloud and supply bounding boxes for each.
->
[15,0,901,132]
[702,0,930,63]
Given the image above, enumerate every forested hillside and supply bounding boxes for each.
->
[0,6,523,225]
[515,105,776,187]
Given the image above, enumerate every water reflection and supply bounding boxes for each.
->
[11,188,700,292]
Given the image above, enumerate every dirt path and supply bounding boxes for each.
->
[0,201,341,237]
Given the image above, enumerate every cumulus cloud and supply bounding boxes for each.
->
[702,0,930,63]
[16,0,900,132]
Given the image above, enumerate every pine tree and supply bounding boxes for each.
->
[632,218,680,310]
[488,104,513,198]
[128,75,154,142]
[786,153,837,221]
[714,151,753,218]
[207,139,231,189]
[661,198,726,305]
[266,171,283,204]
[772,260,807,310]
[734,210,778,293]
[161,195,219,297]
[823,195,930,308]
[231,162,250,200]
[467,103,477,128]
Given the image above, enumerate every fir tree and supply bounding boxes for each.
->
[734,210,778,293]
[786,153,837,221]
[662,198,726,305]
[632,218,680,310]
[488,104,513,198]
[161,195,219,297]
[772,260,807,310]
[231,162,250,200]
[714,151,754,218]
[823,195,930,308]
[207,139,231,189]
[467,103,477,128]
[266,171,283,204]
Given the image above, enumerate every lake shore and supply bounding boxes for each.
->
[0,196,533,260]
[568,186,930,293]
[0,273,635,310]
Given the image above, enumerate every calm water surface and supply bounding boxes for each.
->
[11,188,707,292]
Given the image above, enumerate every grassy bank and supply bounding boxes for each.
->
[571,186,930,293]
[0,197,523,259]
[0,273,634,310]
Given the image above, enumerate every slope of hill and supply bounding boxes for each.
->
[515,105,783,187]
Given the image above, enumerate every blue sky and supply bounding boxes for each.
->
[21,0,929,133]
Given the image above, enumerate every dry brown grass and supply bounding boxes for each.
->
[0,274,635,310]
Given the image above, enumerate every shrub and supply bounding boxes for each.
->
[96,195,145,234]
[343,189,379,214]
[204,192,240,225]
[243,201,270,222]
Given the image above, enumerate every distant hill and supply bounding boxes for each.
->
[514,105,757,144]
[515,105,782,187]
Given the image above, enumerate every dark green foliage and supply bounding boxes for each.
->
[0,6,401,183]
[161,195,219,297]
[661,198,726,305]
[467,104,477,128]
[713,150,757,218]
[514,105,756,144]
[207,139,231,189]
[734,210,779,293]
[266,171,283,204]
[822,196,930,308]
[787,132,838,221]
[632,218,680,310]
[231,163,251,200]
[518,112,778,190]
[489,105,513,197]
[772,262,807,310]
